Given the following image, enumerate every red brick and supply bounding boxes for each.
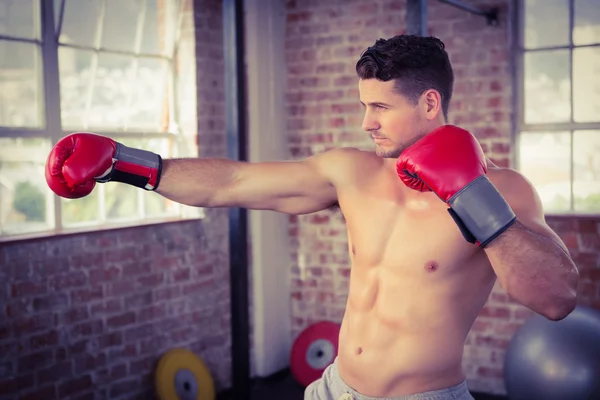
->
[477,366,504,378]
[17,350,54,374]
[90,299,122,316]
[18,385,57,400]
[32,293,68,312]
[50,271,87,290]
[138,273,164,286]
[0,374,35,394]
[577,219,599,233]
[88,265,121,283]
[74,353,106,372]
[107,312,136,329]
[13,314,54,336]
[109,378,139,397]
[29,330,59,350]
[36,361,73,385]
[138,304,167,323]
[71,319,103,337]
[58,375,92,398]
[480,306,511,318]
[11,281,47,298]
[71,286,104,303]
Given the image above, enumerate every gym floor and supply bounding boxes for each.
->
[217,370,509,400]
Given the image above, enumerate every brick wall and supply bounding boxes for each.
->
[0,0,232,399]
[285,0,600,396]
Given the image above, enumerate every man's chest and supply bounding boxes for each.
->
[335,173,480,272]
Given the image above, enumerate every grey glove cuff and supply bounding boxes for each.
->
[96,142,163,191]
[447,175,516,247]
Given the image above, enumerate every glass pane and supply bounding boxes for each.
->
[140,0,161,55]
[519,132,571,212]
[524,0,569,49]
[127,57,170,131]
[61,190,99,227]
[0,40,43,128]
[58,47,94,129]
[0,0,39,40]
[101,0,143,53]
[104,182,139,221]
[524,50,571,124]
[573,47,600,123]
[573,131,600,212]
[88,53,136,129]
[574,0,600,45]
[59,0,102,47]
[0,138,54,236]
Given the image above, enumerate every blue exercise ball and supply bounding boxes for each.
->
[504,305,600,400]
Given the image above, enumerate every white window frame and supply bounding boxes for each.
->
[0,0,200,242]
[513,0,600,216]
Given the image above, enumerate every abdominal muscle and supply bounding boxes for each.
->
[336,263,493,398]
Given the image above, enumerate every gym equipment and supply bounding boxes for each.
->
[503,305,600,400]
[290,321,341,387]
[155,348,215,400]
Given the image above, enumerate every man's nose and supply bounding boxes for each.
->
[362,111,380,132]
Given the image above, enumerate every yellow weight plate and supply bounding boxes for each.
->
[155,348,215,400]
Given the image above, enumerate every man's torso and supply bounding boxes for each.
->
[328,150,499,397]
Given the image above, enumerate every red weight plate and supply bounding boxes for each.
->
[290,321,340,387]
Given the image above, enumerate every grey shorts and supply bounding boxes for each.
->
[304,359,475,400]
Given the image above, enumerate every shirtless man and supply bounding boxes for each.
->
[45,35,579,400]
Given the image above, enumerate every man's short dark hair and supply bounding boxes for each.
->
[356,35,454,120]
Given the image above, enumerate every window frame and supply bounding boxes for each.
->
[513,0,600,216]
[0,0,200,242]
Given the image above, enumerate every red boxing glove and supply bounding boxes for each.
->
[45,132,162,199]
[396,125,516,247]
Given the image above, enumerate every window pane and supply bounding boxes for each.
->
[89,53,136,129]
[573,131,600,212]
[574,0,600,46]
[58,47,94,129]
[59,0,102,48]
[573,47,600,123]
[61,190,99,227]
[524,50,571,124]
[140,0,161,55]
[101,0,143,53]
[0,138,54,236]
[141,0,178,56]
[0,0,39,40]
[0,40,43,128]
[127,57,170,131]
[524,0,569,49]
[519,132,571,212]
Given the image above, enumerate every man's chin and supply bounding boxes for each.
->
[375,145,402,159]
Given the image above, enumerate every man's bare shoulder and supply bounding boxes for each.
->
[309,147,382,179]
[486,164,542,217]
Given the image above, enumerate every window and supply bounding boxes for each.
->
[0,0,200,239]
[516,0,600,214]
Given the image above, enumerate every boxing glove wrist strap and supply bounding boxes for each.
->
[95,143,163,191]
[447,175,516,247]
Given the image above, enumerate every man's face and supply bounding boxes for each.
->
[358,78,429,159]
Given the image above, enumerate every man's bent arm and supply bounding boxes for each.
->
[484,170,579,321]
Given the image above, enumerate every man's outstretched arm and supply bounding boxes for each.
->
[484,169,579,321]
[45,132,352,215]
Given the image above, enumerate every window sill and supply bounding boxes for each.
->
[0,215,205,245]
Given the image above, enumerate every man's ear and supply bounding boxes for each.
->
[421,89,442,121]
